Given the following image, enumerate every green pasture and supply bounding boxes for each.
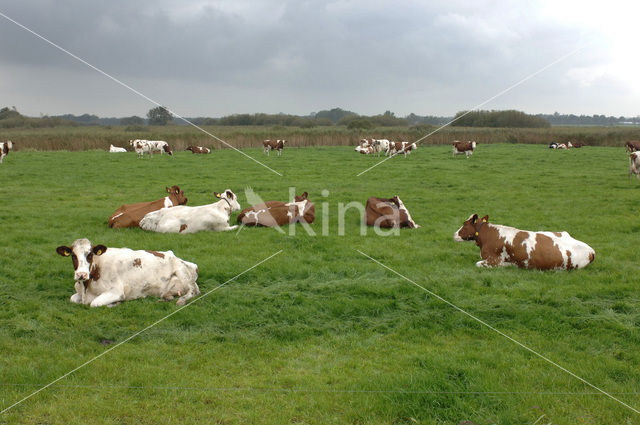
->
[0,144,638,424]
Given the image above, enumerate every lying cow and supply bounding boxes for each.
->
[109,144,127,153]
[108,185,188,228]
[365,196,420,228]
[263,139,285,156]
[359,138,374,148]
[630,152,640,180]
[626,141,640,153]
[237,192,315,227]
[452,141,476,158]
[56,238,200,307]
[0,140,12,164]
[548,142,559,149]
[453,214,595,270]
[572,142,585,148]
[140,189,241,233]
[389,141,417,158]
[186,146,211,154]
[355,145,374,155]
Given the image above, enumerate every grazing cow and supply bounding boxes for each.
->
[365,196,420,228]
[237,192,315,227]
[548,142,559,149]
[0,140,12,164]
[263,139,286,156]
[147,140,173,155]
[186,146,211,154]
[108,186,188,228]
[626,141,640,153]
[56,238,200,307]
[389,141,417,158]
[140,189,241,233]
[453,214,595,270]
[372,139,391,156]
[630,152,640,180]
[452,141,476,158]
[109,144,127,153]
[355,145,374,155]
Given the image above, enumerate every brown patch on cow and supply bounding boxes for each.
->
[553,232,562,237]
[71,254,79,270]
[529,234,564,269]
[502,231,531,268]
[588,252,595,264]
[133,258,142,268]
[89,264,101,281]
[566,250,573,269]
[146,250,165,259]
[476,224,504,265]
[179,224,188,232]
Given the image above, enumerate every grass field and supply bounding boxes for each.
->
[0,144,639,424]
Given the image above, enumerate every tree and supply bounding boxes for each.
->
[120,115,145,126]
[147,106,173,126]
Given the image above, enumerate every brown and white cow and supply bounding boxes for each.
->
[629,152,640,180]
[263,139,286,156]
[359,138,374,148]
[108,186,188,228]
[389,141,417,158]
[626,141,640,153]
[452,141,476,158]
[186,146,211,154]
[148,140,173,156]
[0,140,13,164]
[365,196,420,228]
[454,214,595,270]
[355,145,374,155]
[57,238,199,307]
[237,192,315,227]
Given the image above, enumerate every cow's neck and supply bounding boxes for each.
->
[219,197,232,213]
[474,221,489,246]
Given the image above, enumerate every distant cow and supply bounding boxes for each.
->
[452,141,476,158]
[57,238,199,307]
[140,189,241,233]
[389,141,418,158]
[263,139,285,156]
[109,144,127,153]
[453,214,595,270]
[572,142,585,148]
[630,152,640,180]
[359,138,374,148]
[548,142,559,149]
[372,139,391,156]
[557,143,568,149]
[355,145,374,155]
[108,186,188,228]
[0,140,12,164]
[365,196,420,228]
[237,192,315,227]
[186,146,211,154]
[147,140,173,155]
[130,139,151,158]
[626,141,640,153]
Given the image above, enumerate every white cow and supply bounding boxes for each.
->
[630,152,640,180]
[109,144,127,153]
[372,139,391,156]
[1,140,13,163]
[140,189,241,233]
[147,140,173,155]
[56,238,200,307]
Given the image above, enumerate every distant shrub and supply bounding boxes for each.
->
[452,110,550,128]
[347,118,374,130]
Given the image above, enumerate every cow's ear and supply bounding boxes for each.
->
[302,192,308,199]
[225,190,233,199]
[481,215,489,223]
[166,186,171,193]
[56,246,71,257]
[93,245,107,256]
[214,192,221,198]
[471,214,478,224]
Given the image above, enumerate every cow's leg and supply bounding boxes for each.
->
[70,293,82,304]
[90,291,124,307]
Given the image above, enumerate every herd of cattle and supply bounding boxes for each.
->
[2,136,639,307]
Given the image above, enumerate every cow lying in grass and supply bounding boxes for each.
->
[140,189,241,233]
[454,214,595,270]
[365,196,420,228]
[186,146,211,154]
[57,238,199,307]
[237,191,315,227]
[108,186,188,228]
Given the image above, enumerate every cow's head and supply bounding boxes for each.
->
[454,214,488,241]
[294,192,309,202]
[163,144,173,155]
[57,238,107,282]
[214,189,241,212]
[166,185,187,205]
[393,196,420,228]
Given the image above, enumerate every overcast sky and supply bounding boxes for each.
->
[0,0,638,118]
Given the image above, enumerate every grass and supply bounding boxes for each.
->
[0,144,639,424]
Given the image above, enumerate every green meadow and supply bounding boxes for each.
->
[0,144,639,424]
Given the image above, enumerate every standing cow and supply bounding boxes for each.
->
[626,141,640,153]
[452,141,476,158]
[630,152,640,180]
[263,139,286,156]
[389,141,417,158]
[0,140,13,164]
[108,186,188,228]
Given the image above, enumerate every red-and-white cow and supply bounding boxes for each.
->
[365,196,420,228]
[237,192,315,227]
[630,152,640,180]
[454,214,595,270]
[130,139,151,158]
[452,141,476,158]
[140,189,241,233]
[108,186,188,228]
[359,138,373,148]
[186,146,211,154]
[263,139,286,156]
[355,145,374,154]
[626,141,640,153]
[57,238,200,307]
[389,141,417,158]
[148,140,173,155]
[0,140,13,164]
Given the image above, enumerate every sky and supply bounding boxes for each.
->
[0,0,638,118]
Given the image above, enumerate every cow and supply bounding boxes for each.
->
[140,189,241,233]
[389,141,417,158]
[557,143,568,149]
[453,214,595,270]
[108,186,188,228]
[372,139,391,156]
[109,144,127,153]
[56,238,200,307]
[0,140,12,164]
[625,141,640,153]
[147,140,173,155]
[548,143,559,149]
[630,152,640,180]
[237,192,315,227]
[572,142,585,148]
[130,139,151,158]
[186,146,211,154]
[263,139,285,156]
[452,141,476,158]
[359,138,374,148]
[355,145,374,155]
[365,196,420,228]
